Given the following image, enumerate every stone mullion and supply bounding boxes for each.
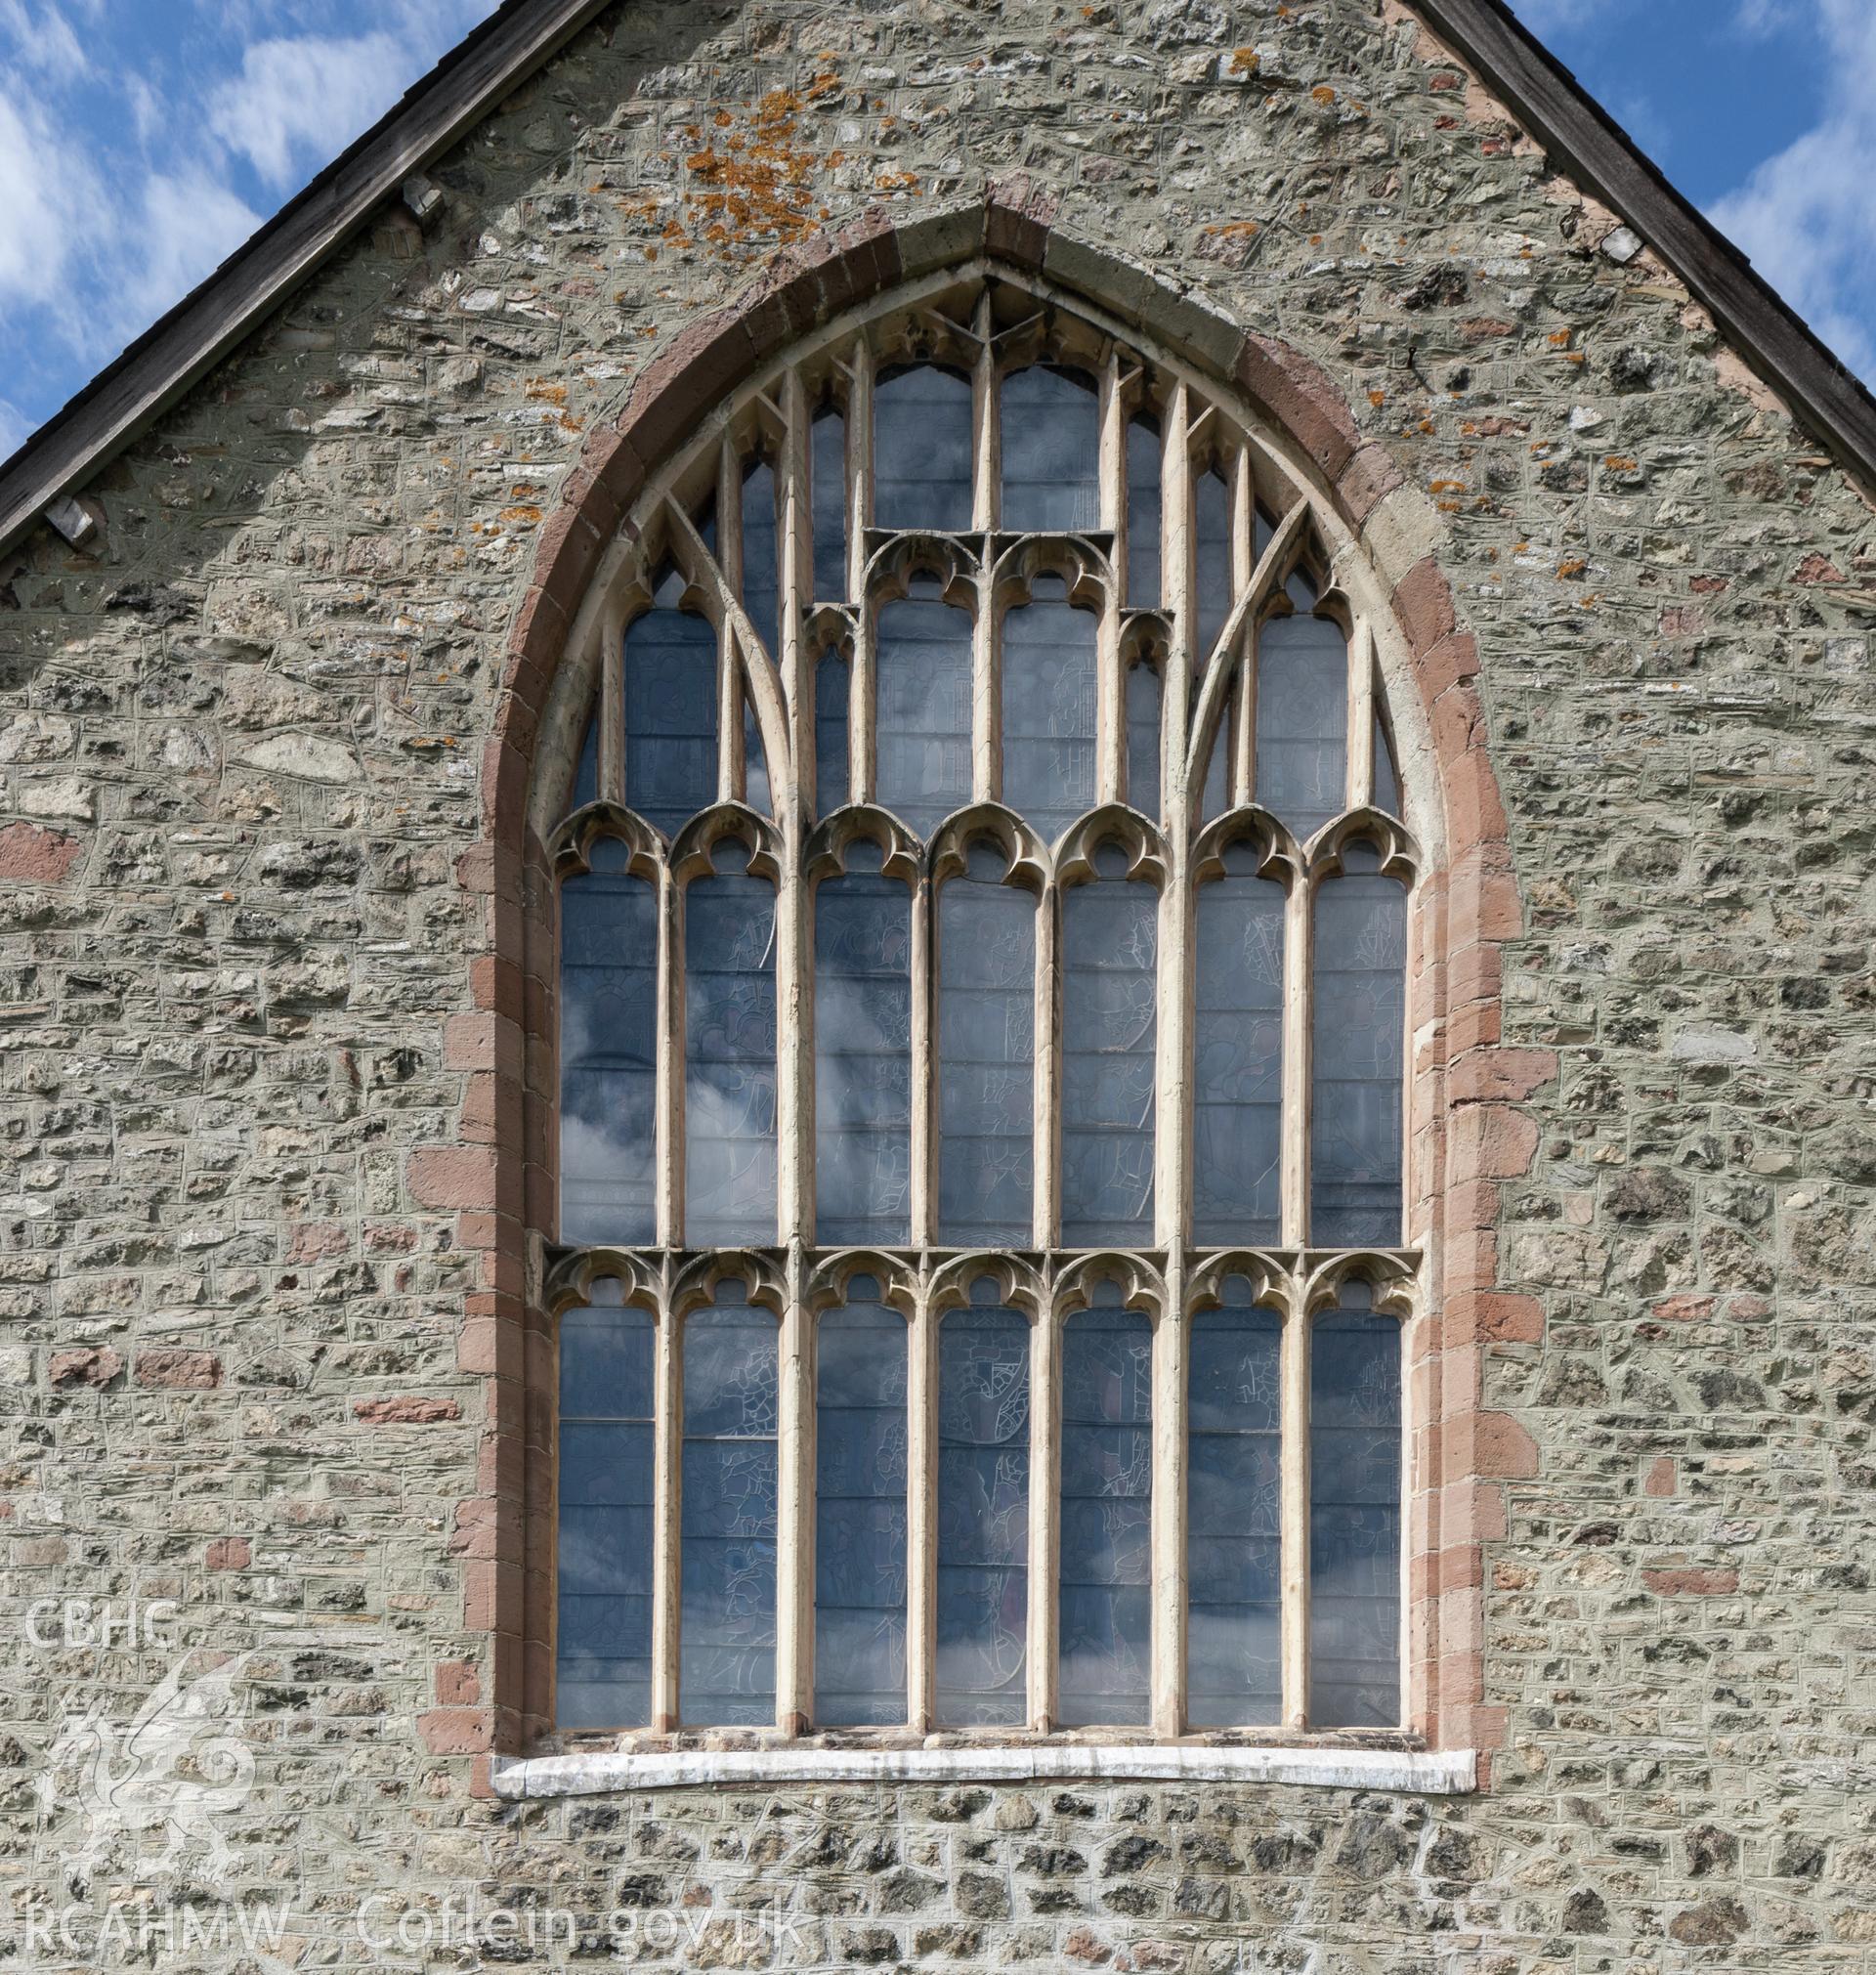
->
[1229,444,1258,806]
[1347,620,1377,813]
[850,341,877,807]
[1097,348,1128,806]
[775,365,814,1735]
[716,435,743,804]
[905,1288,938,1736]
[971,289,998,534]
[1280,1290,1312,1733]
[1033,882,1061,1251]
[909,870,935,1249]
[657,865,683,1249]
[599,597,625,806]
[1151,382,1196,1739]
[1028,1291,1061,1732]
[652,1298,682,1733]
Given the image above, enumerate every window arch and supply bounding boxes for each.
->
[541,276,1426,1745]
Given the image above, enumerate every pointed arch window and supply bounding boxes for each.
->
[542,279,1423,1749]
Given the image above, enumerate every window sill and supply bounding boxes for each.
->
[490,1740,1476,1799]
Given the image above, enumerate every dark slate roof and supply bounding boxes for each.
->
[2,0,1872,557]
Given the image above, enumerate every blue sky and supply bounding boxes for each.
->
[0,0,1870,462]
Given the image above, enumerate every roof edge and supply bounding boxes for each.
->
[0,0,615,559]
[1412,0,1876,492]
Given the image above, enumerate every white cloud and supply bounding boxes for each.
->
[0,0,91,80]
[1708,0,1876,380]
[1507,0,1613,31]
[116,168,263,337]
[0,396,30,460]
[207,28,409,187]
[0,94,90,307]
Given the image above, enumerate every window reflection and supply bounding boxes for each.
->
[685,840,778,1247]
[812,405,847,600]
[1186,1279,1281,1727]
[939,846,1035,1247]
[815,844,913,1246]
[1001,365,1099,532]
[936,1287,1030,1726]
[741,459,779,662]
[681,1297,779,1726]
[1310,844,1405,1247]
[876,578,971,837]
[557,1282,655,1729]
[1058,1288,1152,1727]
[560,837,656,1247]
[1062,845,1157,1247]
[815,1284,908,1726]
[1256,612,1347,843]
[1309,1285,1401,1728]
[1001,576,1096,842]
[625,567,717,838]
[1127,416,1162,610]
[875,366,973,531]
[1126,660,1162,823]
[1194,844,1284,1246]
[815,651,850,818]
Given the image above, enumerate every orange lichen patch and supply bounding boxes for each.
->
[525,380,569,407]
[1556,558,1588,580]
[1369,389,1387,408]
[1602,456,1639,472]
[874,169,919,193]
[1311,85,1337,106]
[1230,47,1260,73]
[1547,328,1573,349]
[678,81,838,256]
[1202,221,1260,238]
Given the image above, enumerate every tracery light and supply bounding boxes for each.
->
[542,277,1420,1745]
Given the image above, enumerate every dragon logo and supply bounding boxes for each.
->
[35,1650,256,1886]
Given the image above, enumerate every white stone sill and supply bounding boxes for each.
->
[491,1743,1476,1798]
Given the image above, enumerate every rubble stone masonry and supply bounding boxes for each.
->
[1,1,1873,1966]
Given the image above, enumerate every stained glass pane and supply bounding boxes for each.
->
[1374,709,1400,817]
[1058,1295,1152,1727]
[571,708,598,814]
[681,1300,778,1725]
[936,1292,1030,1726]
[1309,1291,1401,1728]
[1256,613,1346,843]
[1195,466,1232,659]
[1194,848,1284,1246]
[1001,579,1096,842]
[1062,855,1157,1247]
[741,460,780,663]
[815,1288,908,1726]
[685,851,778,1246]
[1126,661,1161,823]
[625,577,716,838]
[1001,365,1099,532]
[1186,1283,1281,1727]
[1199,675,1234,822]
[816,653,850,818]
[744,693,771,817]
[813,406,847,600]
[560,838,656,1247]
[815,854,912,1245]
[877,584,971,837]
[1127,416,1162,610]
[1311,856,1406,1246]
[875,366,973,531]
[557,1283,654,1729]
[938,849,1035,1246]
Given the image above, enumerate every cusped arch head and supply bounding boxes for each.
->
[544,1247,663,1321]
[1299,1252,1419,1323]
[670,1249,789,1319]
[1307,809,1420,880]
[929,1251,1046,1322]
[1055,805,1168,888]
[927,803,1049,892]
[1191,807,1301,888]
[1056,1252,1167,1327]
[552,803,666,880]
[806,1249,920,1318]
[805,805,923,886]
[1188,1250,1296,1322]
[669,803,785,884]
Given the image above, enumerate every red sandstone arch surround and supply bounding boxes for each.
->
[421,183,1553,1783]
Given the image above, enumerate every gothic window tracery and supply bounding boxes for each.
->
[544,277,1418,1743]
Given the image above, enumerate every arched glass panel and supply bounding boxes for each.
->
[1001,365,1099,532]
[741,459,780,662]
[556,1281,654,1729]
[1311,845,1406,1247]
[936,1287,1030,1726]
[1195,465,1232,658]
[812,405,847,600]
[1126,416,1162,610]
[571,708,598,814]
[685,841,778,1247]
[1256,612,1346,843]
[938,846,1035,1247]
[815,1283,908,1726]
[1187,1278,1281,1728]
[1374,709,1400,817]
[1199,675,1234,822]
[1309,1284,1401,1728]
[1058,1289,1152,1727]
[1062,847,1157,1247]
[744,694,771,817]
[876,578,971,837]
[680,1297,778,1726]
[815,651,850,818]
[814,844,912,1246]
[625,568,717,838]
[560,837,656,1247]
[1126,660,1162,823]
[875,366,972,531]
[1194,844,1284,1246]
[1001,576,1096,841]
